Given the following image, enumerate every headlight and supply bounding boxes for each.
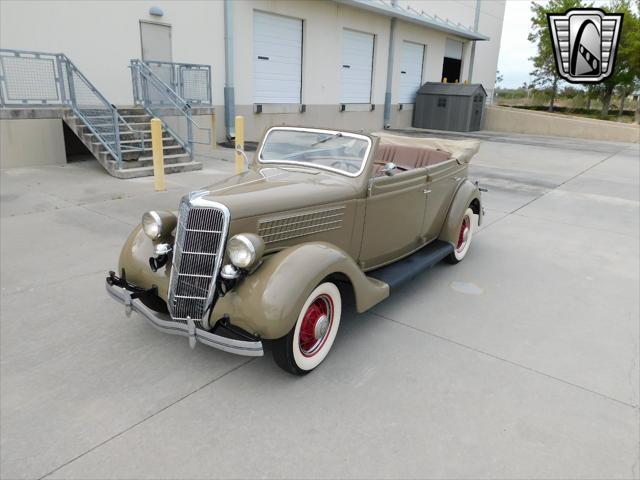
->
[227,233,265,269]
[141,210,177,240]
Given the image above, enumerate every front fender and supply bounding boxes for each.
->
[439,180,482,246]
[210,242,389,339]
[118,225,171,301]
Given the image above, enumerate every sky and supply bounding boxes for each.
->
[496,0,617,88]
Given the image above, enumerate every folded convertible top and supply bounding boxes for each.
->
[371,131,480,164]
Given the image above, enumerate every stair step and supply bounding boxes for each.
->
[86,114,151,121]
[121,146,185,161]
[138,152,190,162]
[92,136,175,146]
[91,122,153,129]
[112,160,203,178]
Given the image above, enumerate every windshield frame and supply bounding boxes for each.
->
[257,127,373,178]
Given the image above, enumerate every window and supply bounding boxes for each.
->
[340,29,375,103]
[437,97,447,107]
[398,41,425,104]
[441,39,463,83]
[253,11,302,103]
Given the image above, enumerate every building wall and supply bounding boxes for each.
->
[0,0,505,144]
[0,1,226,106]
[0,119,66,168]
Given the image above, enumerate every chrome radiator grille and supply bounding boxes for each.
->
[168,196,229,323]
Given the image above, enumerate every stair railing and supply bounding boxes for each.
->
[132,60,212,105]
[130,59,211,160]
[0,49,144,169]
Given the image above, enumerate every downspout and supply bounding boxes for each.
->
[467,0,481,82]
[224,0,236,139]
[383,0,398,129]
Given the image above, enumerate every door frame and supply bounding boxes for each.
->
[139,20,173,62]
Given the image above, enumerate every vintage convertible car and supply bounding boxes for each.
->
[106,127,483,374]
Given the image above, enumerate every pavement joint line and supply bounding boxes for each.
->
[78,203,140,228]
[1,269,107,298]
[38,358,256,480]
[77,203,141,228]
[510,212,640,239]
[473,147,627,235]
[369,310,639,410]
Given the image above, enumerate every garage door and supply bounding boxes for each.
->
[253,11,302,104]
[398,41,424,104]
[341,29,375,104]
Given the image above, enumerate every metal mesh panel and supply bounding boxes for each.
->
[0,53,61,104]
[168,201,228,323]
[180,67,210,104]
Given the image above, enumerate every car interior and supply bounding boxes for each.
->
[372,144,452,175]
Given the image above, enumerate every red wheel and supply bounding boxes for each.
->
[298,294,334,357]
[272,282,342,375]
[446,207,475,264]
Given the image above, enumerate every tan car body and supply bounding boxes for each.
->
[116,128,483,341]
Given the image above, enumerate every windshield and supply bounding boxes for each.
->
[259,128,371,176]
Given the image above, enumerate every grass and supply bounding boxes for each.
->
[499,104,636,124]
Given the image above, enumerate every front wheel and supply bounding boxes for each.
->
[272,282,342,375]
[445,207,475,264]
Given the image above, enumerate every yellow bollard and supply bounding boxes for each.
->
[442,77,448,83]
[235,115,245,174]
[150,118,166,192]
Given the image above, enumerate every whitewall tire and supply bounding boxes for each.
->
[273,282,342,375]
[446,207,476,264]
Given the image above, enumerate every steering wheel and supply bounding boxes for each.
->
[330,160,360,173]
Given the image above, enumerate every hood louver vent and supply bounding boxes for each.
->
[258,206,345,244]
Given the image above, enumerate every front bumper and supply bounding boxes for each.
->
[105,279,264,357]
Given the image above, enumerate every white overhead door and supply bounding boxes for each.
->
[341,29,374,104]
[398,41,425,104]
[253,11,302,104]
[444,39,463,60]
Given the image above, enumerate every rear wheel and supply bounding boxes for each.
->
[272,282,342,375]
[446,207,474,264]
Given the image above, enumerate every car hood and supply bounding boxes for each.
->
[197,166,360,219]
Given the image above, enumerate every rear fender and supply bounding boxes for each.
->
[439,180,482,245]
[210,242,389,339]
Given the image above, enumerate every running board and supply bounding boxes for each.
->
[367,240,454,292]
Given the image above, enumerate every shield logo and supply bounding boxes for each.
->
[547,9,623,83]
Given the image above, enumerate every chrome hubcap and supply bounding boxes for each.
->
[299,295,333,357]
[314,315,329,340]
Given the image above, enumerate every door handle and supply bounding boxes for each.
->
[423,189,432,194]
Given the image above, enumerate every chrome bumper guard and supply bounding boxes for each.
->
[105,280,264,357]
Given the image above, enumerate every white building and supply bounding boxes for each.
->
[0,0,505,165]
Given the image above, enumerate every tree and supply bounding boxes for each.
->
[597,0,640,115]
[529,0,587,112]
[496,70,504,86]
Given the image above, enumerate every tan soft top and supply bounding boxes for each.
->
[371,131,480,164]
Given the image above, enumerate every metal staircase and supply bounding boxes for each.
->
[63,107,201,178]
[0,49,208,178]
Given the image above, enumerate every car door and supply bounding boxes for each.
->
[422,159,466,241]
[359,168,428,269]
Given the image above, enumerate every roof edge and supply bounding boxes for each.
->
[336,0,489,41]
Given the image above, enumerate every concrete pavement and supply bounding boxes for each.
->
[1,137,638,479]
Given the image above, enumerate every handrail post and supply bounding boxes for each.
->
[112,107,122,169]
[65,61,77,109]
[55,54,67,105]
[187,106,194,160]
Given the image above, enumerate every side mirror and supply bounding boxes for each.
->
[382,162,397,176]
